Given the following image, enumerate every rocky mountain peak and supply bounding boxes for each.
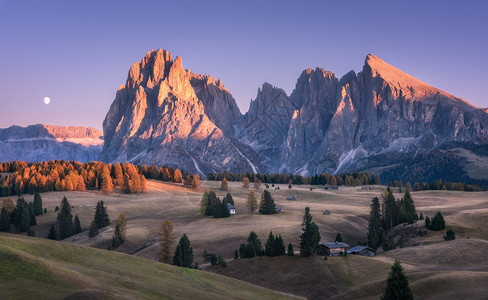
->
[102,49,261,174]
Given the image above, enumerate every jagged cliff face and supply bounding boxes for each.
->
[236,82,298,168]
[0,124,103,162]
[101,49,261,174]
[101,50,488,176]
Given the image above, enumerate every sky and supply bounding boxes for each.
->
[0,0,487,130]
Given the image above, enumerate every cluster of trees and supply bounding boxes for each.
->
[367,189,419,251]
[200,191,233,218]
[237,207,320,259]
[138,165,184,183]
[48,196,82,240]
[238,231,264,258]
[425,211,445,231]
[89,200,110,237]
[184,174,200,189]
[0,193,44,234]
[264,231,286,257]
[244,189,278,214]
[0,161,147,196]
[388,179,483,192]
[207,171,380,186]
[203,250,226,267]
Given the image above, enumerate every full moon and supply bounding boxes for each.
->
[43,97,51,105]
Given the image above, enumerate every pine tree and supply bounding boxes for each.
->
[200,191,209,216]
[259,190,276,214]
[205,191,219,216]
[274,234,285,256]
[401,189,416,223]
[33,192,43,216]
[234,250,238,259]
[112,212,127,248]
[425,216,431,229]
[265,231,275,256]
[173,244,183,266]
[220,199,230,218]
[57,196,73,239]
[173,234,193,268]
[380,260,414,300]
[28,202,36,226]
[299,207,321,257]
[224,193,234,205]
[367,197,384,250]
[383,189,399,230]
[20,203,31,232]
[246,189,258,213]
[88,220,99,238]
[48,224,57,240]
[0,207,10,231]
[287,243,294,256]
[73,215,82,234]
[158,220,174,263]
[419,212,424,220]
[239,243,247,258]
[335,233,343,243]
[220,178,229,190]
[94,200,110,228]
[247,231,263,256]
[430,211,446,231]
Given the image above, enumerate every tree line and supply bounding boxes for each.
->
[206,171,380,186]
[388,179,483,192]
[0,160,147,196]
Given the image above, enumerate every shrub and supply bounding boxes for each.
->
[444,229,455,241]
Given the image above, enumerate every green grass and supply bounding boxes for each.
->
[0,233,299,300]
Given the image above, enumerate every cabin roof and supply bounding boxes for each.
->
[322,242,349,248]
[347,245,375,253]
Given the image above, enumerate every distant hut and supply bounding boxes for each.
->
[346,245,376,256]
[323,210,331,215]
[274,207,281,213]
[227,203,236,215]
[319,242,349,256]
[286,196,297,201]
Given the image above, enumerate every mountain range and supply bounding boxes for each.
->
[2,49,487,183]
[0,124,103,163]
[101,49,488,182]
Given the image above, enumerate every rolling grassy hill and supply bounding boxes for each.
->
[0,233,300,300]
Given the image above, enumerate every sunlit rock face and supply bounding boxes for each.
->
[101,49,262,174]
[273,54,488,175]
[0,124,103,162]
[102,50,488,176]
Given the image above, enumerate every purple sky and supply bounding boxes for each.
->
[0,0,487,131]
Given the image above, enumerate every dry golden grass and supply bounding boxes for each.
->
[2,180,488,299]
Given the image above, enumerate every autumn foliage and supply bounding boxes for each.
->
[0,161,146,196]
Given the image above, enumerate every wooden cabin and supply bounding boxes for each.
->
[346,245,376,256]
[319,242,349,256]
